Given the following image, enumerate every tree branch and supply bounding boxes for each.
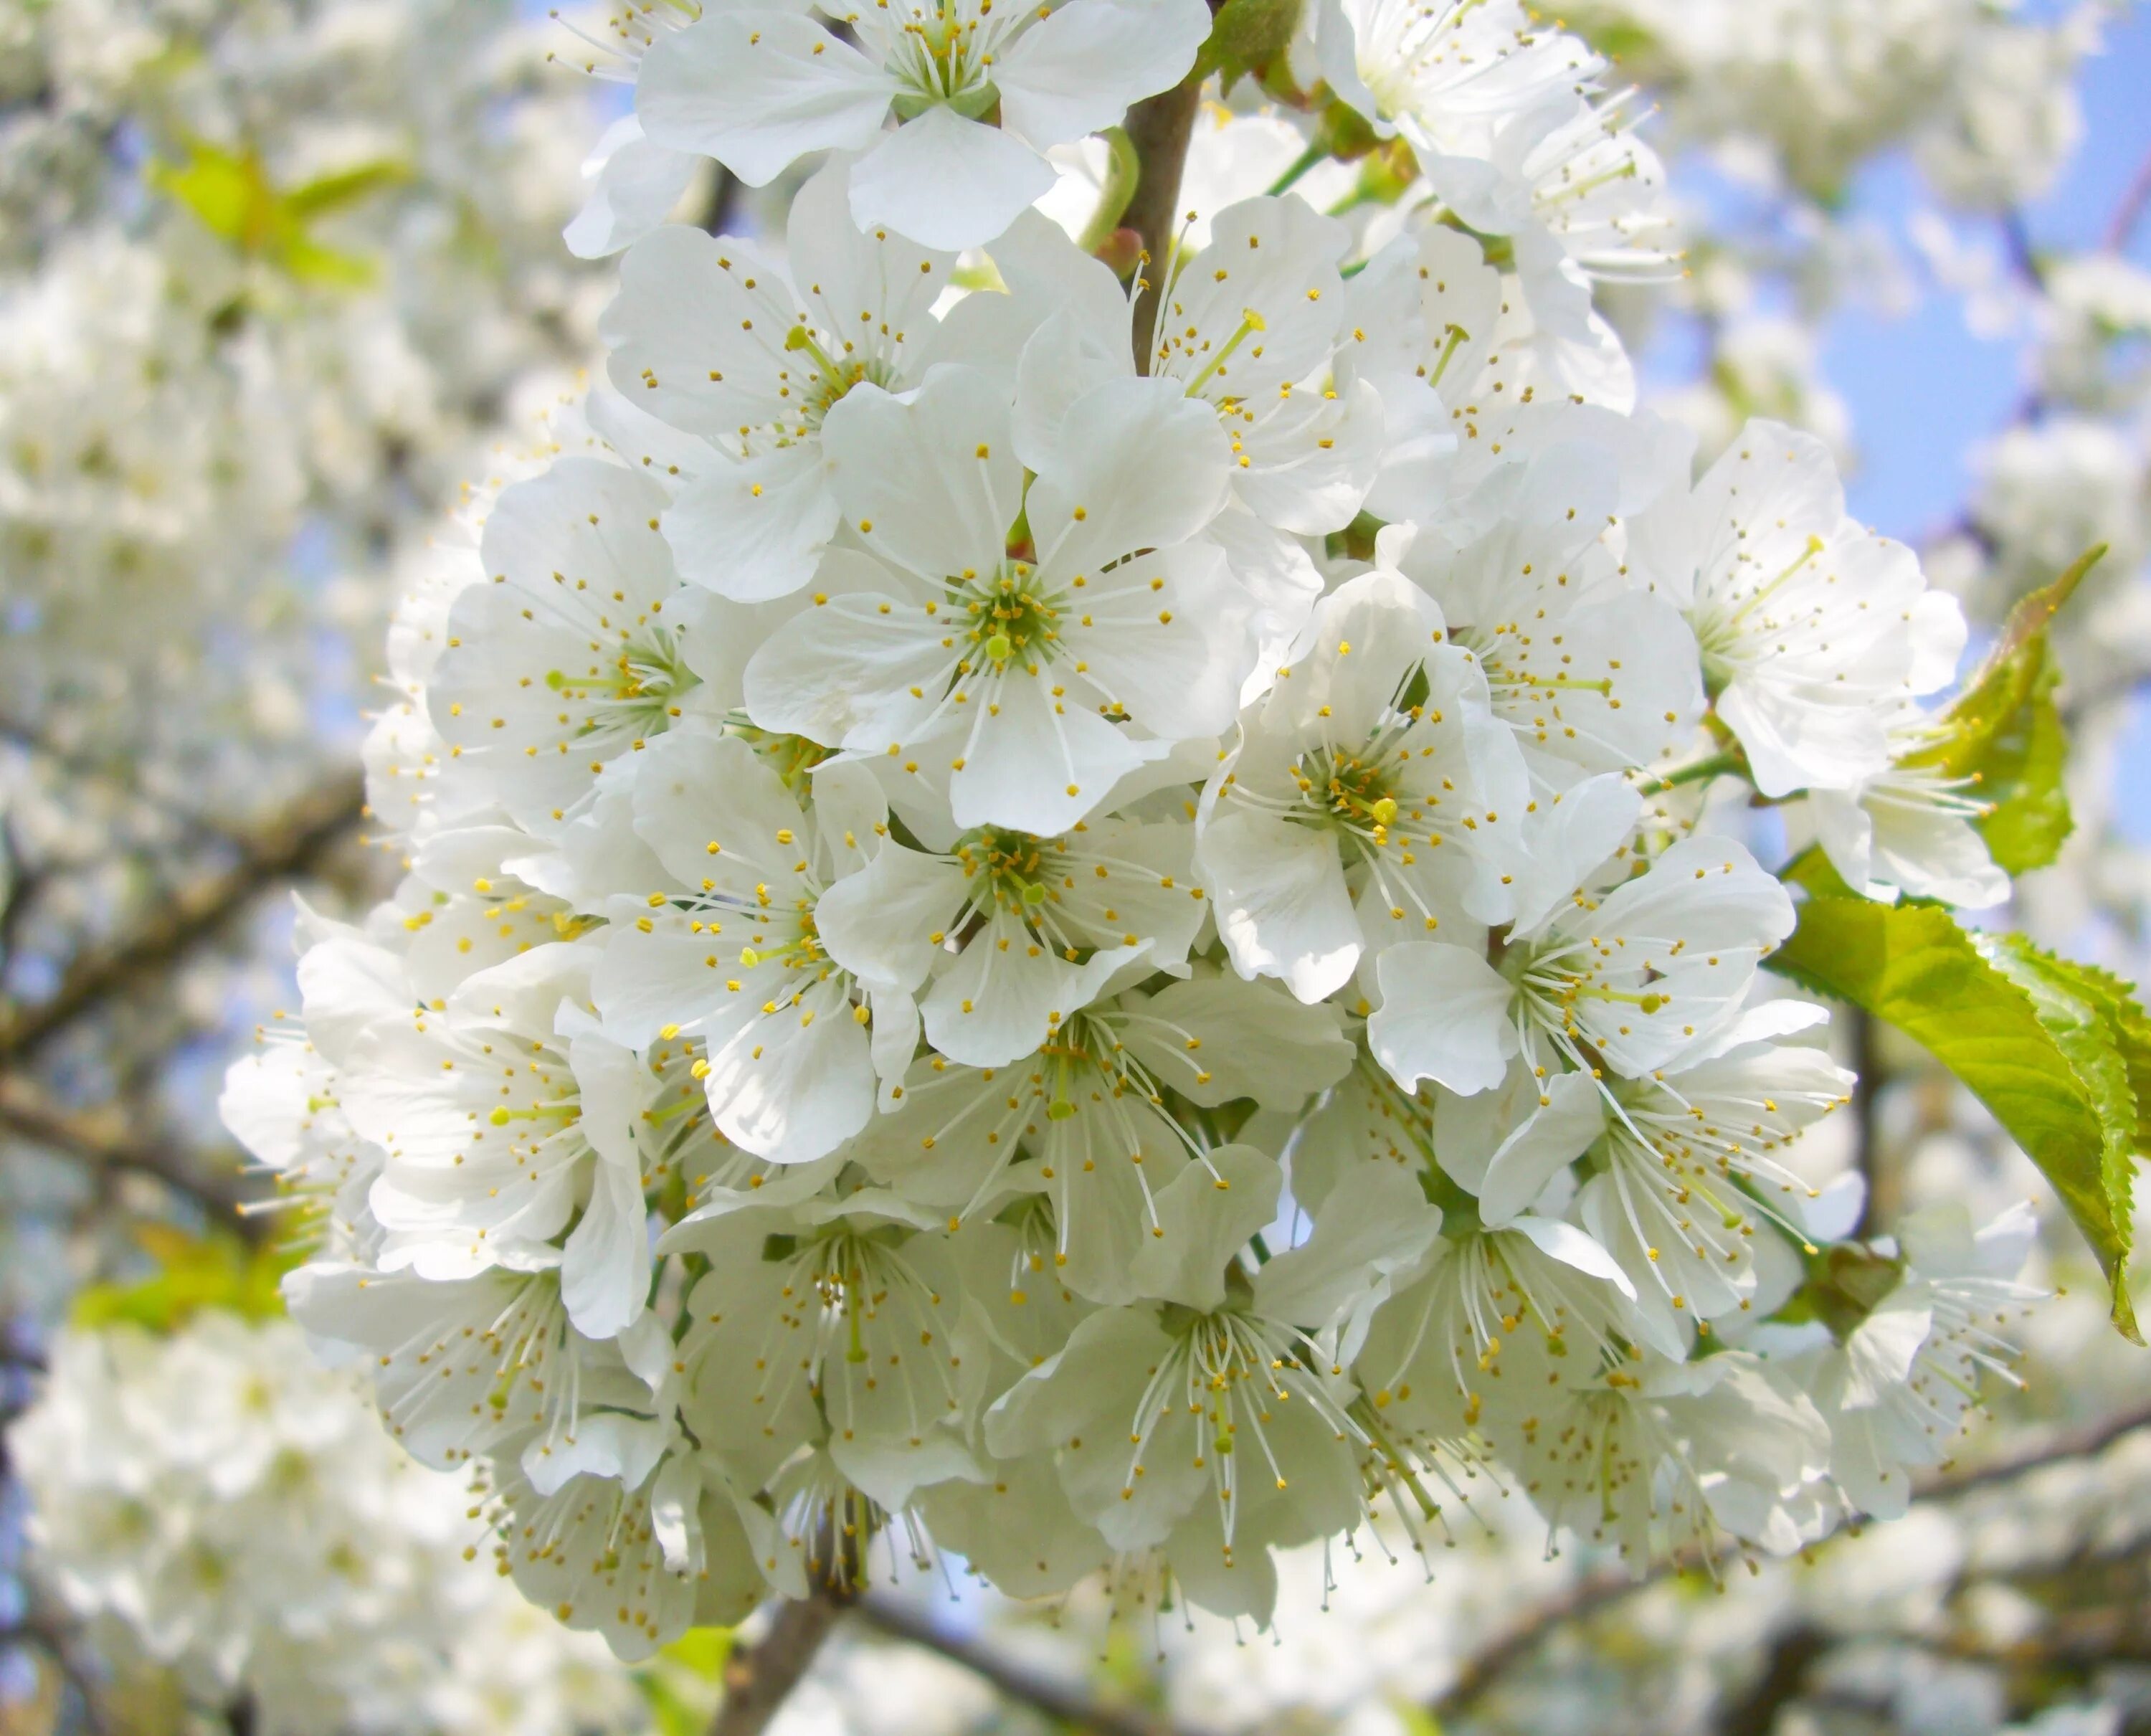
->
[0,1072,257,1220]
[855,1595,1219,1736]
[707,1594,848,1736]
[0,773,365,1063]
[1120,6,1221,374]
[1427,1398,2151,1722]
[2102,139,2151,255]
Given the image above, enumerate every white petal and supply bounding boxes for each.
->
[663,445,839,601]
[822,369,1022,584]
[1072,540,1254,743]
[1476,1070,1604,1227]
[741,583,951,749]
[1871,802,2006,909]
[564,119,698,259]
[559,1028,652,1339]
[815,843,964,994]
[1506,1214,1636,1300]
[1808,787,1877,897]
[1507,774,1642,936]
[1251,1162,1440,1354]
[1127,1146,1283,1312]
[1012,305,1129,475]
[847,107,1056,251]
[1720,680,1891,798]
[1116,974,1354,1109]
[637,11,895,186]
[1232,374,1385,537]
[948,668,1146,834]
[994,0,1212,146]
[787,158,954,337]
[923,910,1139,1067]
[1201,807,1360,1003]
[1029,376,1233,573]
[1367,941,1519,1095]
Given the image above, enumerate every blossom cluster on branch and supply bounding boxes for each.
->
[201,0,2133,1661]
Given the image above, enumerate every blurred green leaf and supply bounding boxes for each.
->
[632,1627,732,1736]
[72,1225,293,1333]
[149,138,405,289]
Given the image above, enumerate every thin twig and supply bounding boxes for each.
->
[706,1594,849,1736]
[855,1596,1219,1736]
[2102,139,2151,255]
[0,772,364,1063]
[1428,1398,2151,1722]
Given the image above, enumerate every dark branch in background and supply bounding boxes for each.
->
[695,163,739,238]
[1120,3,1223,374]
[855,1596,1220,1736]
[1716,1625,1831,1736]
[2102,139,2151,254]
[0,772,365,1064]
[1428,1398,2151,1724]
[0,714,229,841]
[0,1073,259,1223]
[706,1593,850,1736]
[1848,1007,1889,1235]
[695,1589,1229,1736]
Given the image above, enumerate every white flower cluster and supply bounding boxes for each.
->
[0,0,597,779]
[227,0,2043,1649]
[10,1312,644,1736]
[1559,0,2098,206]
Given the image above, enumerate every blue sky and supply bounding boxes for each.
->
[1820,6,2151,537]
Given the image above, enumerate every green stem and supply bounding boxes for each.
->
[1265,140,1326,198]
[1656,748,1744,789]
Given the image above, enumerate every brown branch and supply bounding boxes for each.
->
[1121,6,1222,374]
[1716,1625,1830,1736]
[0,1072,257,1220]
[0,772,364,1063]
[855,1595,1220,1736]
[707,1594,849,1736]
[1428,1398,2151,1723]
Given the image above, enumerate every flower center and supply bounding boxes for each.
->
[545,623,697,736]
[955,561,1063,675]
[727,719,830,792]
[1291,744,1402,835]
[782,324,899,430]
[886,1,1003,117]
[953,825,1055,913]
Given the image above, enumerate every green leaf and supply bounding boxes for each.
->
[1197,0,1303,90]
[1975,936,2145,1330]
[1766,892,2142,1341]
[1908,544,2104,875]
